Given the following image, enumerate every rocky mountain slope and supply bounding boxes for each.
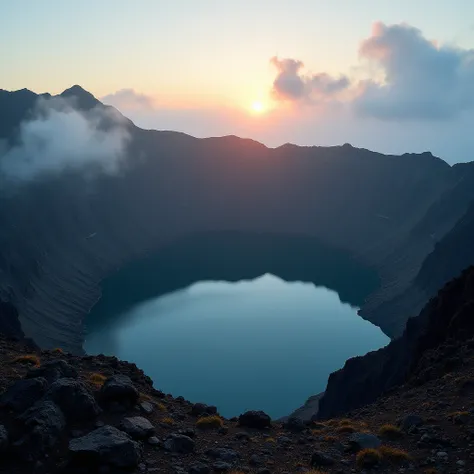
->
[2,267,474,473]
[1,86,474,351]
[318,265,474,420]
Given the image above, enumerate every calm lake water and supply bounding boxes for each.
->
[85,273,389,418]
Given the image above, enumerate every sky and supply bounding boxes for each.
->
[1,0,474,163]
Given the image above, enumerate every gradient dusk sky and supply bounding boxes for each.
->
[2,1,474,162]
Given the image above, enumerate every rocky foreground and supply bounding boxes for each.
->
[1,328,474,474]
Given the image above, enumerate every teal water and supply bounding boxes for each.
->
[85,273,389,419]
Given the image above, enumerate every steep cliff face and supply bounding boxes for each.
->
[318,266,474,419]
[0,86,473,351]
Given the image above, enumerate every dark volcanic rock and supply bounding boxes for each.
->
[283,416,305,432]
[16,401,65,456]
[164,433,195,453]
[348,432,381,451]
[0,424,8,452]
[318,266,474,419]
[26,359,77,383]
[311,450,336,467]
[206,447,240,462]
[238,410,271,429]
[45,378,100,421]
[189,462,210,474]
[69,425,141,468]
[399,414,423,431]
[191,402,217,417]
[212,461,233,472]
[0,377,48,412]
[120,416,154,439]
[100,374,139,409]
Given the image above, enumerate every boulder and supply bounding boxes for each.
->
[212,461,232,472]
[283,416,305,432]
[163,433,195,453]
[26,360,77,383]
[189,462,210,474]
[120,416,154,439]
[238,410,271,429]
[191,402,217,416]
[45,378,100,422]
[139,401,154,414]
[398,414,423,431]
[0,425,8,452]
[100,374,139,409]
[16,401,66,457]
[311,450,336,466]
[348,432,381,451]
[0,377,48,413]
[69,425,141,468]
[206,447,240,463]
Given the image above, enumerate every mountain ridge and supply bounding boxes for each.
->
[0,86,473,354]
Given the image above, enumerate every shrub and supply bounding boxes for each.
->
[338,418,352,426]
[88,373,107,388]
[52,347,64,354]
[379,446,411,463]
[161,417,174,425]
[379,424,403,439]
[356,448,382,468]
[12,354,40,367]
[196,415,224,429]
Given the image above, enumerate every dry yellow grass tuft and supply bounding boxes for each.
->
[423,469,439,474]
[88,373,107,388]
[157,402,167,412]
[161,417,174,425]
[338,418,353,426]
[52,348,64,354]
[12,354,40,367]
[196,415,224,429]
[305,470,328,474]
[379,424,403,439]
[322,435,338,443]
[379,445,411,463]
[264,437,276,443]
[356,448,382,468]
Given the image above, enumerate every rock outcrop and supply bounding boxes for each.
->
[318,266,474,419]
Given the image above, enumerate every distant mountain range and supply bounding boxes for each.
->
[0,85,474,354]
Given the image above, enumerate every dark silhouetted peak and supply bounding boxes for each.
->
[341,142,353,149]
[60,85,100,110]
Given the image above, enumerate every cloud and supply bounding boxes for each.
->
[101,89,155,110]
[0,97,130,182]
[270,57,349,103]
[354,22,474,120]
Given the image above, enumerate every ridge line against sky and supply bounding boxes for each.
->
[1,0,474,163]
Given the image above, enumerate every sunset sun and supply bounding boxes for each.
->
[251,101,265,114]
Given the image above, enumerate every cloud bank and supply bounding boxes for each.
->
[0,97,130,182]
[355,22,474,120]
[270,57,349,103]
[271,22,474,121]
[101,89,155,111]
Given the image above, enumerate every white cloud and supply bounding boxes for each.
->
[0,97,130,182]
[355,22,474,120]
